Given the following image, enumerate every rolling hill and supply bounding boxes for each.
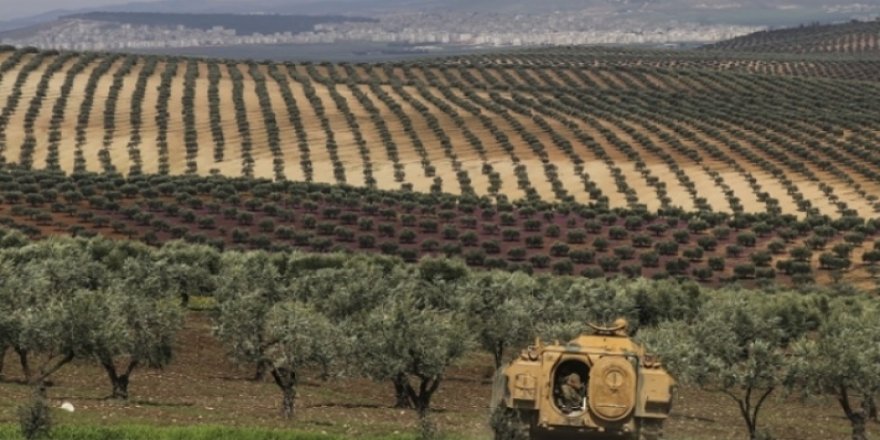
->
[1,46,879,217]
[0,44,879,285]
[703,19,880,56]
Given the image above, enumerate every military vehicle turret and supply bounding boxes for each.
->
[491,319,674,440]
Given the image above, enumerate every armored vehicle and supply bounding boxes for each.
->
[491,319,674,440]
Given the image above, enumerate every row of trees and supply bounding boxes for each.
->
[125,56,159,176]
[99,55,138,174]
[1,230,879,439]
[45,53,99,171]
[73,54,122,173]
[18,52,77,170]
[3,47,879,213]
[1,162,879,287]
[0,51,52,165]
[644,291,880,440]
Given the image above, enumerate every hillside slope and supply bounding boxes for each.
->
[703,19,880,56]
[1,46,880,221]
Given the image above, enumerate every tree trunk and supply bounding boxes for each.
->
[404,374,442,439]
[252,359,270,381]
[271,366,297,420]
[100,358,138,400]
[851,414,868,440]
[839,386,869,440]
[281,385,294,419]
[393,372,413,408]
[29,352,74,387]
[728,387,773,440]
[493,341,505,371]
[15,346,31,383]
[0,345,6,380]
[406,375,441,417]
[863,395,877,422]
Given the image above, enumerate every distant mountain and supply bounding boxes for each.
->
[0,10,77,32]
[2,0,878,33]
[704,19,880,56]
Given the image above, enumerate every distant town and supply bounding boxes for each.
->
[0,11,765,51]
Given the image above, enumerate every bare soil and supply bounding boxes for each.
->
[0,312,855,440]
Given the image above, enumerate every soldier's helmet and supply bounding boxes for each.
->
[612,318,629,335]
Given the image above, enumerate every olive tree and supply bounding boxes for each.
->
[789,300,880,440]
[534,278,639,342]
[154,241,220,306]
[356,277,472,434]
[0,239,108,388]
[213,251,287,381]
[213,251,342,419]
[465,270,540,370]
[94,258,183,399]
[262,301,342,419]
[641,292,812,440]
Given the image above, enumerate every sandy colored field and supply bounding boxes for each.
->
[190,63,218,176]
[204,64,243,177]
[363,85,427,193]
[0,54,32,96]
[0,52,12,69]
[52,59,99,172]
[594,117,697,211]
[412,85,525,199]
[131,61,164,175]
[511,93,628,208]
[625,120,734,212]
[311,81,367,186]
[3,54,58,165]
[158,60,187,176]
[256,65,298,182]
[76,59,117,172]
[708,124,842,217]
[334,82,400,191]
[286,71,336,185]
[447,88,558,200]
[30,56,86,170]
[103,59,144,174]
[485,91,591,204]
[238,66,275,180]
[30,57,77,135]
[387,86,461,195]
[1,51,879,216]
[315,83,370,185]
[648,120,772,213]
[553,107,662,211]
[405,86,490,196]
[403,66,431,86]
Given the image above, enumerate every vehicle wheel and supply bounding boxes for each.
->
[490,406,532,440]
[638,419,664,440]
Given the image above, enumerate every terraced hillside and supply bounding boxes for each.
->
[703,19,880,56]
[448,46,880,82]
[2,46,880,224]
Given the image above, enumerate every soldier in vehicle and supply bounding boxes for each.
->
[558,371,585,413]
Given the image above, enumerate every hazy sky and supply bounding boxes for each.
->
[3,0,149,20]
